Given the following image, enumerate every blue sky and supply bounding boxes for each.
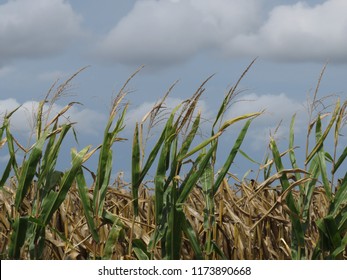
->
[0,0,346,182]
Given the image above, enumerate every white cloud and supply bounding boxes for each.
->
[226,92,307,150]
[0,99,39,133]
[66,106,107,136]
[96,0,261,65]
[0,98,106,136]
[95,0,347,65]
[230,0,347,63]
[0,0,84,62]
[227,92,305,124]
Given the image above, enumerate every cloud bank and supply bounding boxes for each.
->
[0,0,83,63]
[230,0,347,63]
[96,0,262,65]
[96,0,347,66]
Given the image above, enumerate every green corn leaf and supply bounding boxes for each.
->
[334,100,346,148]
[177,113,200,158]
[179,133,221,161]
[239,149,261,165]
[93,131,111,214]
[75,167,99,242]
[131,123,141,216]
[331,231,347,259]
[270,138,290,190]
[94,105,127,217]
[270,138,299,214]
[306,100,340,165]
[213,118,253,195]
[333,145,347,174]
[329,172,347,217]
[8,216,28,259]
[270,137,305,259]
[96,150,113,216]
[36,99,46,139]
[37,124,72,194]
[102,220,125,260]
[180,215,203,259]
[15,130,50,210]
[211,241,228,260]
[133,107,177,218]
[0,125,5,144]
[289,114,301,182]
[317,215,342,259]
[181,113,261,162]
[219,112,262,132]
[177,143,216,204]
[154,128,177,222]
[135,125,166,185]
[0,158,12,189]
[41,123,71,171]
[133,248,149,260]
[133,111,172,189]
[302,156,320,222]
[263,155,272,180]
[5,120,19,178]
[315,116,332,200]
[148,222,166,257]
[165,185,182,260]
[324,152,334,163]
[201,157,214,224]
[39,121,59,174]
[132,239,150,260]
[41,146,91,225]
[201,158,214,255]
[337,209,347,232]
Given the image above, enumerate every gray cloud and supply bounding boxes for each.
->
[95,0,347,66]
[0,0,84,63]
[229,0,347,63]
[95,0,261,65]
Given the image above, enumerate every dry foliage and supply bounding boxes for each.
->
[0,178,337,260]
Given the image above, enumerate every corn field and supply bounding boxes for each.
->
[1,62,346,260]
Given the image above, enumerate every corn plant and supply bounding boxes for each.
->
[261,65,347,259]
[131,60,262,259]
[1,62,346,260]
[1,69,97,259]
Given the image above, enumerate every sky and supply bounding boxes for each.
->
[0,0,346,183]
